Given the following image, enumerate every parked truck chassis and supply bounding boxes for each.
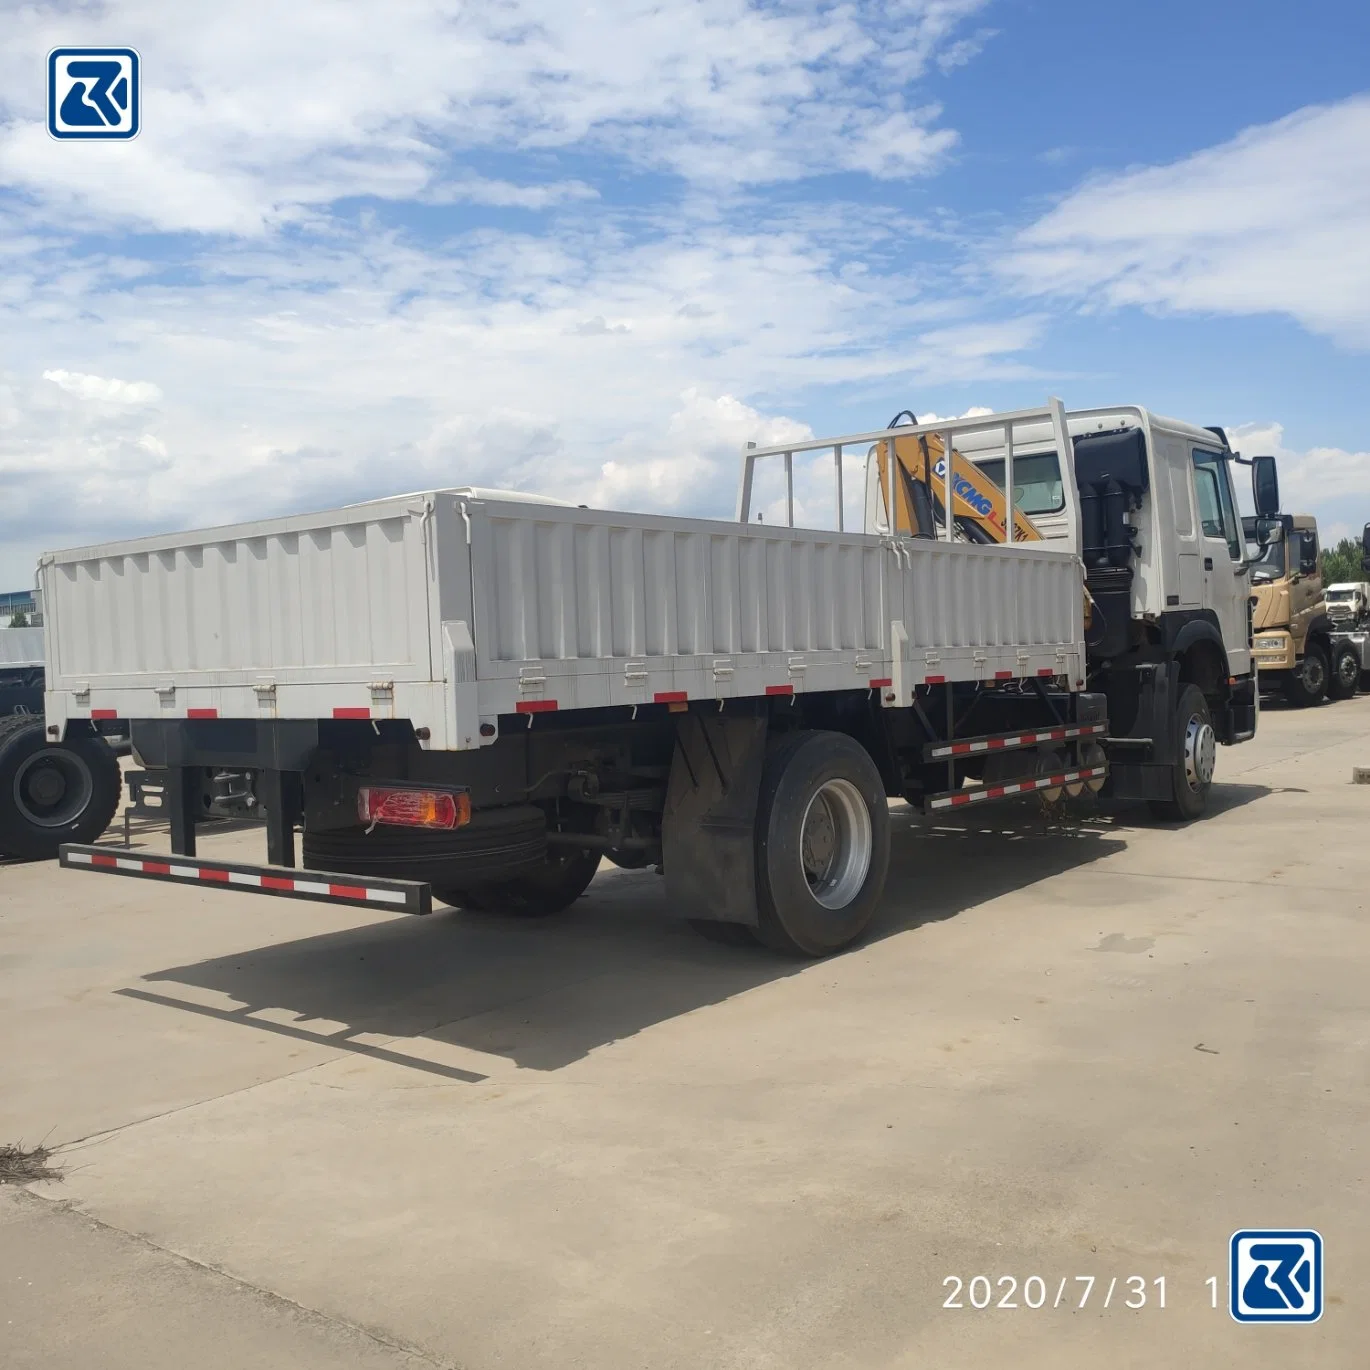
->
[24,399,1272,954]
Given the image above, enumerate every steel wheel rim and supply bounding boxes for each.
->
[1337,651,1358,689]
[13,748,93,828]
[1304,654,1326,693]
[1182,716,1216,792]
[799,778,872,910]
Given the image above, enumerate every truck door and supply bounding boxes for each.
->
[1168,443,1202,607]
[1191,449,1251,675]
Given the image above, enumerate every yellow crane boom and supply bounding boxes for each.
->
[875,427,1043,543]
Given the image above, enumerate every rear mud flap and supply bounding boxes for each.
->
[662,715,768,926]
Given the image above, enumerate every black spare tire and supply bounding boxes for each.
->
[302,804,547,886]
[0,716,123,860]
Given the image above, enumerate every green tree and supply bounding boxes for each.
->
[7,610,28,628]
[1321,537,1364,585]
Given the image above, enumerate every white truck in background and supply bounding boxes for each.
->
[1326,582,1370,629]
[5,398,1279,956]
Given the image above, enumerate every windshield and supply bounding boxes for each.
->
[1327,589,1356,602]
[974,452,1065,515]
[1250,535,1285,582]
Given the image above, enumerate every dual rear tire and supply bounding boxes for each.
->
[696,731,891,957]
[1329,642,1360,700]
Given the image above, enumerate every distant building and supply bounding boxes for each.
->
[0,589,39,628]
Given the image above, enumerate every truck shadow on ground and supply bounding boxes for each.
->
[127,785,1268,1079]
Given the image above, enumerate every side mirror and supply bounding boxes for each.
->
[1253,517,1281,548]
[1251,455,1279,517]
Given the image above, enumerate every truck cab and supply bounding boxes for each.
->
[1245,514,1349,705]
[946,407,1271,742]
[1325,582,1370,629]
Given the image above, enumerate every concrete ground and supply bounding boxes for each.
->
[2,698,1368,1369]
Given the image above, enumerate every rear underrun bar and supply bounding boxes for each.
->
[58,844,432,915]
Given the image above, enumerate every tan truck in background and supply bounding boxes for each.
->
[1246,514,1360,705]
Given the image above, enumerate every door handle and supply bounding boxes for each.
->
[1204,557,1213,570]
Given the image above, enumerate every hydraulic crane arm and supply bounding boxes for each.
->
[874,424,1043,543]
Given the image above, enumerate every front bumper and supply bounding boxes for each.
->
[1253,631,1294,673]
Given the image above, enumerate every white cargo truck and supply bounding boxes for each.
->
[4,399,1278,955]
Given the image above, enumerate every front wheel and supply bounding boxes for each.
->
[0,717,123,859]
[753,731,890,957]
[1329,642,1360,700]
[1148,684,1215,822]
[1282,642,1329,707]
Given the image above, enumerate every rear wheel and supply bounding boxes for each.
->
[0,718,122,860]
[753,731,890,957]
[302,804,546,887]
[1282,642,1329,707]
[1329,641,1360,700]
[435,845,601,917]
[1148,684,1215,822]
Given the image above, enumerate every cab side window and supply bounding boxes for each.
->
[1191,450,1242,561]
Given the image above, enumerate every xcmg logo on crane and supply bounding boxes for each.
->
[932,457,995,518]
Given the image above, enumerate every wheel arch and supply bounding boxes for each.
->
[1172,620,1230,701]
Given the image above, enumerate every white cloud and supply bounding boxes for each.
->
[1001,96,1370,347]
[42,369,162,405]
[429,178,599,209]
[0,207,1043,581]
[0,0,987,235]
[0,1,1031,584]
[1227,421,1370,545]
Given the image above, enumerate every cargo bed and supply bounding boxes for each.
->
[40,492,1085,747]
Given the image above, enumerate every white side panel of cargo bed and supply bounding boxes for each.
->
[41,498,436,713]
[465,503,893,710]
[461,500,1084,716]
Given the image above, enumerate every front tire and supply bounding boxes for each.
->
[1282,642,1329,707]
[0,718,122,860]
[1148,684,1215,822]
[1329,642,1360,700]
[753,731,890,957]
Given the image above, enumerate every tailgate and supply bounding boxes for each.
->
[41,495,440,727]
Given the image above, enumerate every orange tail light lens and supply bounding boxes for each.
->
[356,787,471,830]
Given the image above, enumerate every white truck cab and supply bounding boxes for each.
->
[866,405,1273,725]
[1326,582,1370,628]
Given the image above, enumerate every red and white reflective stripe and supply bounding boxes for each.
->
[928,721,1107,759]
[765,684,794,696]
[515,700,558,714]
[653,691,687,703]
[869,677,892,688]
[91,709,117,720]
[187,708,218,719]
[63,848,410,904]
[924,674,946,685]
[927,765,1108,810]
[333,707,371,719]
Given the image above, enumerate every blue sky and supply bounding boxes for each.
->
[1,0,1367,586]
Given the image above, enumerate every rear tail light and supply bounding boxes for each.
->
[357,786,470,831]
